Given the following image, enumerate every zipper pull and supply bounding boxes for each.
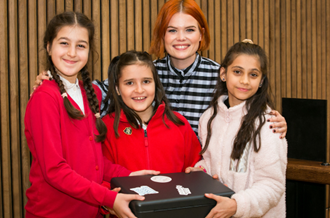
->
[144,129,149,147]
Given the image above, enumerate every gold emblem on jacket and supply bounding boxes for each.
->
[123,127,132,135]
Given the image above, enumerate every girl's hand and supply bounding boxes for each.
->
[101,187,121,216]
[185,166,204,173]
[204,194,237,218]
[212,174,219,180]
[113,193,145,218]
[31,71,50,96]
[268,110,287,139]
[129,170,160,176]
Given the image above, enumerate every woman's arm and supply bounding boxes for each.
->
[268,110,287,138]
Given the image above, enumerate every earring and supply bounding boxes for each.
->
[222,78,225,81]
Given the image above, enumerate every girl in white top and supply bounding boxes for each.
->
[187,39,287,218]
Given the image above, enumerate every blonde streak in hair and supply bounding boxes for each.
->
[74,12,78,25]
[179,0,183,12]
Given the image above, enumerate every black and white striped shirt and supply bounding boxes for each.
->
[93,53,220,134]
[155,53,220,134]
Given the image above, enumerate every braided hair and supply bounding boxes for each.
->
[43,11,107,142]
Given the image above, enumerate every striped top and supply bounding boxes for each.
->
[93,53,220,134]
[155,53,220,134]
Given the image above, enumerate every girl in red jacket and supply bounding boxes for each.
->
[24,12,158,218]
[102,51,201,174]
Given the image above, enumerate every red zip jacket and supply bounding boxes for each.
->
[102,103,201,173]
[24,80,131,218]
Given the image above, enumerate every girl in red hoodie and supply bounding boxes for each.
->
[102,51,201,174]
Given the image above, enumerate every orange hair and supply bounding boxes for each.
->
[149,0,210,58]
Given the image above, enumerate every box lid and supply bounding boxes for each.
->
[111,171,234,213]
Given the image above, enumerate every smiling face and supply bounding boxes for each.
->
[47,25,89,83]
[117,64,155,122]
[221,54,263,107]
[164,12,202,69]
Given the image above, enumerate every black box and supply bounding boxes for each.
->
[111,171,235,218]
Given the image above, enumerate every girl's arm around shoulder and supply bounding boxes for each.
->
[231,113,287,217]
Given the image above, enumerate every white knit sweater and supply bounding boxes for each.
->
[195,95,287,218]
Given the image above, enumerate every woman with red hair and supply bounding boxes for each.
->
[149,0,286,136]
[148,0,216,134]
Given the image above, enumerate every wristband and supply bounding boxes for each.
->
[198,165,206,173]
[101,205,110,212]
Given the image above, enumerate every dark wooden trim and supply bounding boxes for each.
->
[287,158,330,185]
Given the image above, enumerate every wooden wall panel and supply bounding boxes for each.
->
[119,0,127,54]
[127,0,134,51]
[9,0,21,216]
[66,0,74,11]
[101,0,110,79]
[1,0,330,217]
[207,0,214,61]
[26,0,37,214]
[322,0,327,99]
[214,0,220,63]
[143,0,151,52]
[93,0,101,81]
[0,0,10,217]
[17,0,28,216]
[135,0,143,51]
[110,0,119,57]
[57,0,65,14]
[284,0,289,98]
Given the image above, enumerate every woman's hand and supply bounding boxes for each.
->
[129,170,160,176]
[113,193,145,218]
[31,71,50,95]
[205,194,237,218]
[185,167,219,181]
[185,166,204,173]
[268,110,287,139]
[34,71,50,88]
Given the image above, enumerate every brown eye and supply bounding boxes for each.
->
[233,70,241,74]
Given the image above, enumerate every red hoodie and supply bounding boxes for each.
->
[24,80,131,218]
[102,103,201,173]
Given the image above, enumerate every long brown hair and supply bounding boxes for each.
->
[200,41,274,160]
[107,51,184,137]
[149,0,210,58]
[43,11,107,142]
